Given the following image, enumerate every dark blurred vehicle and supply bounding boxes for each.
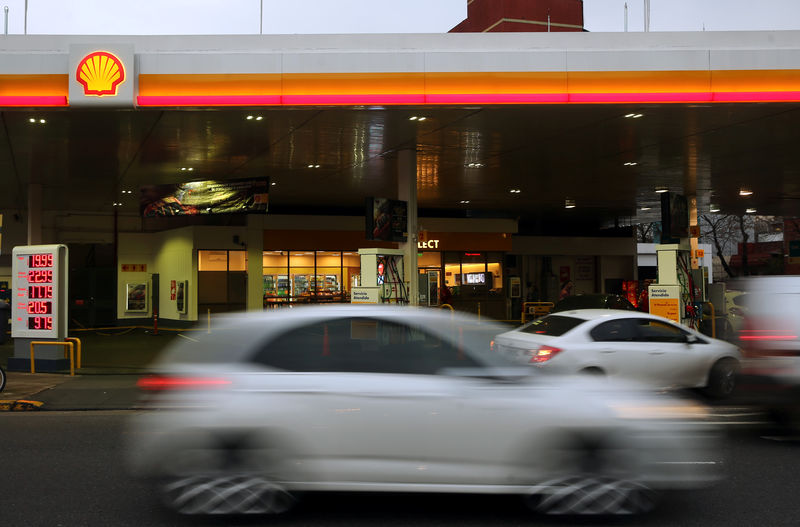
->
[551,293,637,313]
[126,306,720,517]
[736,277,800,430]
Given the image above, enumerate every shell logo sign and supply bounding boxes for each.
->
[76,51,125,97]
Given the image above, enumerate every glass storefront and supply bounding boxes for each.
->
[262,250,361,306]
[198,249,248,313]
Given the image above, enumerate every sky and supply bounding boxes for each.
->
[2,0,800,35]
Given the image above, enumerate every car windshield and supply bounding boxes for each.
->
[520,315,584,336]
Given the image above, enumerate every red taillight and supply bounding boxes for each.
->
[529,345,562,364]
[136,375,232,391]
[490,340,495,352]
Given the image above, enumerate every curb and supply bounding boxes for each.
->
[0,399,45,411]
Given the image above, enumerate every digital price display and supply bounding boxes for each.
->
[11,244,68,339]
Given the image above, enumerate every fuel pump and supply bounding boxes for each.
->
[648,193,705,328]
[350,248,409,305]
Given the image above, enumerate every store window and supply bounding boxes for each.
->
[198,250,248,313]
[262,251,289,300]
[315,251,343,301]
[198,250,228,271]
[263,250,361,305]
[290,251,314,298]
[444,252,461,290]
[343,252,361,290]
[487,252,504,295]
[442,251,504,299]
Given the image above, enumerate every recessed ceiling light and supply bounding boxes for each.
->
[255,116,263,121]
[710,205,720,212]
[408,116,418,121]
[510,189,521,194]
[39,119,46,124]
[460,200,470,204]
[655,187,669,193]
[417,117,427,121]
[739,189,753,196]
[746,208,757,214]
[624,162,638,166]
[640,207,651,211]
[565,199,576,209]
[271,182,276,186]
[246,115,254,120]
[29,118,36,123]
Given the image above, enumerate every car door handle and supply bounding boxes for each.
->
[649,351,666,355]
[599,349,616,353]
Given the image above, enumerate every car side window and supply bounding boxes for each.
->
[251,317,479,375]
[590,319,639,342]
[633,319,687,343]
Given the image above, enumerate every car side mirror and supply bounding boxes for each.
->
[686,334,699,345]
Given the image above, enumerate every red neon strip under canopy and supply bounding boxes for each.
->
[0,96,68,107]
[133,91,800,107]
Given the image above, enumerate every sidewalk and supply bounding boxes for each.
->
[1,327,181,411]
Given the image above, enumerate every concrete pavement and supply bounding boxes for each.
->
[1,327,181,411]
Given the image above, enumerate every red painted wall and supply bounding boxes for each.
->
[450,0,584,33]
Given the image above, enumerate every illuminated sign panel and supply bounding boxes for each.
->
[11,245,68,339]
[76,51,126,97]
[68,44,134,108]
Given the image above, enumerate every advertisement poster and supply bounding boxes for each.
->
[365,197,408,242]
[126,283,148,312]
[140,177,269,217]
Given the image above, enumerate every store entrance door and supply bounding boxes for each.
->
[418,269,441,306]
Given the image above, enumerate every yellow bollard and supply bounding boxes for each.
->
[65,337,82,370]
[30,341,76,376]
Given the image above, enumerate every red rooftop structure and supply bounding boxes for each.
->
[450,0,585,33]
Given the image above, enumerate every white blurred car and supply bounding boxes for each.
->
[493,309,741,397]
[126,306,720,517]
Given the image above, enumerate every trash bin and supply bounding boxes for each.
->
[0,301,9,344]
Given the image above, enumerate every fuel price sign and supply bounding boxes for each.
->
[11,244,68,339]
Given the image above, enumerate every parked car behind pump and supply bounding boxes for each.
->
[493,309,742,397]
[126,306,721,517]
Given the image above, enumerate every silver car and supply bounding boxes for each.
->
[126,306,721,517]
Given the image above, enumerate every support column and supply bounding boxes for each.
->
[398,148,419,306]
[246,214,264,311]
[27,183,42,245]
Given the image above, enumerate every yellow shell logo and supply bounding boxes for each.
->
[76,51,125,97]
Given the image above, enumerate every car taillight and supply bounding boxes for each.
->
[739,317,799,358]
[490,340,495,352]
[529,345,562,364]
[136,375,232,391]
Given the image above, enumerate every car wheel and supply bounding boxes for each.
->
[526,435,657,515]
[160,474,295,515]
[157,434,296,515]
[703,358,739,398]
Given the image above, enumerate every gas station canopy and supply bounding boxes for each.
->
[2,31,800,233]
